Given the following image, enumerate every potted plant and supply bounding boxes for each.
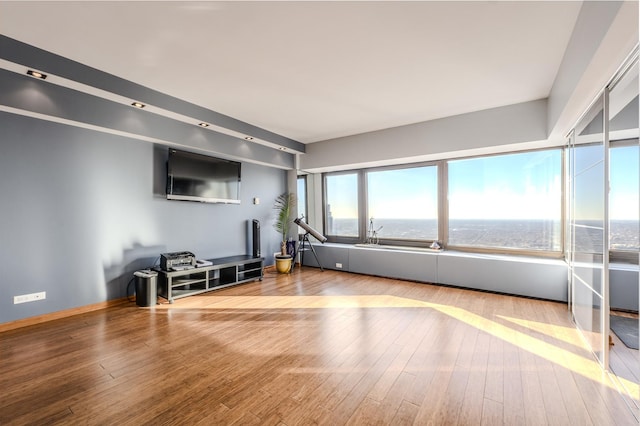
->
[273,192,297,273]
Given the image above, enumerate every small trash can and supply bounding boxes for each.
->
[134,270,158,307]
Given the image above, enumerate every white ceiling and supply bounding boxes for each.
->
[0,1,582,144]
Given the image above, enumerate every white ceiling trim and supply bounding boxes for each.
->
[0,58,302,154]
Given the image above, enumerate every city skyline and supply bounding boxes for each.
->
[327,217,638,251]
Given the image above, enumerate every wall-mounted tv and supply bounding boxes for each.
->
[166,148,241,204]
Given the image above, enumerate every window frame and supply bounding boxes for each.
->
[323,162,441,247]
[445,147,565,258]
[296,174,308,222]
[322,147,566,258]
[322,170,364,243]
[363,162,440,248]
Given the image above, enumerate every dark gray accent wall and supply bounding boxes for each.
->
[0,112,285,324]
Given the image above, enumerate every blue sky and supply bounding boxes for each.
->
[367,166,437,219]
[448,150,561,220]
[610,145,639,220]
[325,146,638,221]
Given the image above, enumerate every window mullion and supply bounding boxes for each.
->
[439,160,448,247]
[359,170,367,242]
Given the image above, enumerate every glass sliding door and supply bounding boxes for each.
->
[607,55,639,408]
[568,93,609,367]
[567,51,638,413]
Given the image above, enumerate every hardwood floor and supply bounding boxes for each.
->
[1,267,637,425]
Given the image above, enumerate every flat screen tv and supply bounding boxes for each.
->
[166,148,241,204]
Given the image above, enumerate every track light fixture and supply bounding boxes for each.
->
[27,69,47,79]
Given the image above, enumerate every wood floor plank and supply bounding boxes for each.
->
[481,397,504,426]
[365,307,435,403]
[526,302,595,426]
[277,309,399,419]
[518,298,572,426]
[412,305,471,424]
[0,267,637,425]
[390,399,420,425]
[400,311,450,405]
[344,396,382,426]
[517,330,548,424]
[323,340,405,423]
[294,308,411,424]
[371,371,417,425]
[483,333,504,402]
[458,331,491,425]
[497,296,527,426]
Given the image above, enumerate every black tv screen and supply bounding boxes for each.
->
[166,149,241,204]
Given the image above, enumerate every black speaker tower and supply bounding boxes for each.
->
[252,219,261,257]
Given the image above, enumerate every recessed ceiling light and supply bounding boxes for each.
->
[279,147,287,151]
[198,122,210,128]
[244,136,254,141]
[27,69,47,79]
[131,102,145,108]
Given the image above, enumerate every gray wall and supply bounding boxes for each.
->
[302,244,639,310]
[0,112,286,324]
[302,244,568,302]
[547,0,638,141]
[610,265,640,311]
[300,99,548,173]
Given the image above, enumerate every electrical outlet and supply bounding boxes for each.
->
[14,291,46,304]
[335,263,343,269]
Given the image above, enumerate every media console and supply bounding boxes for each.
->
[156,255,264,303]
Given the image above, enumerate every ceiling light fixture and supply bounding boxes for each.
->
[279,147,287,151]
[198,122,210,128]
[27,69,47,79]
[244,136,254,141]
[131,102,146,108]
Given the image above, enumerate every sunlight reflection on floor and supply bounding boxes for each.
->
[157,294,639,400]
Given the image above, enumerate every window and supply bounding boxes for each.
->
[325,173,359,238]
[297,175,307,221]
[610,143,639,252]
[448,149,562,252]
[322,148,563,254]
[366,166,438,242]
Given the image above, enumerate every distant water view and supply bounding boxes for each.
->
[327,218,639,252]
